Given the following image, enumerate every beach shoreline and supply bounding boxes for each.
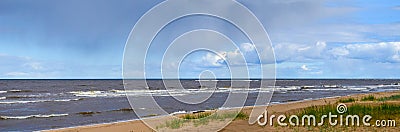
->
[43,90,400,132]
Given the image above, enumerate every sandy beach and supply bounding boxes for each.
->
[45,91,400,132]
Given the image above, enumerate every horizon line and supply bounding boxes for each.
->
[1,78,400,80]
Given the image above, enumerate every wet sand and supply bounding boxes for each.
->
[45,91,400,132]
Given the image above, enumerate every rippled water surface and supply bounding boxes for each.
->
[1,79,399,131]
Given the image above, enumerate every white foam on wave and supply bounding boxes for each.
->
[218,106,243,110]
[54,98,82,102]
[275,86,301,91]
[0,100,46,104]
[0,91,7,94]
[72,84,392,98]
[170,111,187,115]
[343,84,400,91]
[0,98,82,104]
[69,91,108,97]
[303,88,346,91]
[8,90,22,92]
[0,97,5,100]
[345,86,369,91]
[70,85,377,98]
[0,113,68,120]
[5,94,52,98]
[70,87,279,97]
[270,101,281,104]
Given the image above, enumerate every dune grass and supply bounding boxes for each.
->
[338,98,356,103]
[336,94,400,103]
[361,95,376,101]
[291,103,400,129]
[356,94,400,102]
[234,111,249,120]
[158,111,248,129]
[309,103,399,117]
[164,119,187,129]
[378,94,400,101]
[159,94,400,130]
[279,94,400,130]
[182,112,212,120]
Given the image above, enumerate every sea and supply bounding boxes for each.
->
[1,79,400,131]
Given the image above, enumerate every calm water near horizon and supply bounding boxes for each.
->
[1,79,400,131]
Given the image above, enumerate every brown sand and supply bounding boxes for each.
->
[45,91,400,132]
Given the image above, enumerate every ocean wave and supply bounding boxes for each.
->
[0,113,68,120]
[70,88,276,97]
[68,84,399,98]
[344,86,369,91]
[69,91,109,97]
[371,88,400,92]
[5,94,48,99]
[0,97,5,100]
[0,91,7,94]
[5,96,32,99]
[0,100,46,104]
[0,98,82,104]
[54,98,83,102]
[8,89,32,93]
[270,101,281,104]
[170,111,187,115]
[344,84,399,91]
[303,88,347,91]
[275,86,301,91]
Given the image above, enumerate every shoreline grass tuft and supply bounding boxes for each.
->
[378,94,400,101]
[338,98,356,103]
[292,103,400,129]
[158,111,248,129]
[361,95,375,101]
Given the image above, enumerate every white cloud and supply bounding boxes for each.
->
[0,54,54,78]
[201,52,226,67]
[240,43,256,52]
[5,72,29,76]
[392,54,400,62]
[301,65,310,71]
[274,41,400,63]
[0,54,36,76]
[24,62,43,70]
[199,43,261,66]
[329,47,349,57]
[338,42,400,62]
[320,57,400,78]
[274,41,327,62]
[275,42,400,78]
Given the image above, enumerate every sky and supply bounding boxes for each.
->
[0,0,399,79]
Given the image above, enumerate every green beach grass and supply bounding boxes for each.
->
[279,94,400,131]
[378,94,400,101]
[338,94,400,103]
[157,111,249,129]
[338,97,356,103]
[361,95,376,101]
[157,94,400,130]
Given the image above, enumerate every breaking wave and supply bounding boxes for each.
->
[0,114,68,120]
